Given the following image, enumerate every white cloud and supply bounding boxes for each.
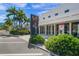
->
[0,15,6,23]
[0,5,6,10]
[26,7,31,9]
[31,4,45,9]
[31,3,59,10]
[37,10,48,15]
[13,3,27,8]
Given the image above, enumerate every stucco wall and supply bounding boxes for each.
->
[39,4,79,26]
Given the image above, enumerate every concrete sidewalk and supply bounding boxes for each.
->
[18,35,30,42]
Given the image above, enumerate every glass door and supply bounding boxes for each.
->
[72,23,78,37]
[64,23,69,34]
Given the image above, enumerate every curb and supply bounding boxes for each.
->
[30,44,58,56]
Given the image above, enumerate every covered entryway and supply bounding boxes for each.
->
[71,22,79,37]
[39,21,79,37]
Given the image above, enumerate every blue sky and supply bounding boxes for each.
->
[0,3,60,23]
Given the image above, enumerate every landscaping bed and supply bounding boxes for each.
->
[10,28,30,35]
[30,34,79,56]
[30,35,45,44]
[45,34,79,56]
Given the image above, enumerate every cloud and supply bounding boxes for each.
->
[0,4,7,11]
[37,10,48,15]
[31,4,43,8]
[0,15,6,23]
[13,3,27,8]
[31,4,45,9]
[26,7,31,9]
[31,3,59,10]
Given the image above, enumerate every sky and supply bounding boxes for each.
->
[0,3,60,23]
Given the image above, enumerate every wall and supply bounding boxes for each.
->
[39,4,79,26]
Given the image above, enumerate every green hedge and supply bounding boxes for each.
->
[30,35,45,44]
[10,29,30,35]
[45,34,79,56]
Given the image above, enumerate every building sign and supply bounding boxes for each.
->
[59,24,64,34]
[30,14,39,35]
[59,24,64,30]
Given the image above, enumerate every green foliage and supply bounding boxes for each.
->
[0,23,5,30]
[10,28,30,35]
[5,6,30,31]
[4,18,13,31]
[31,35,45,44]
[45,34,79,56]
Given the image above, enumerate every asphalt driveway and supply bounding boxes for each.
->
[0,30,49,56]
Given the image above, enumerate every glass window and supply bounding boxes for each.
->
[48,15,51,18]
[48,25,51,34]
[55,13,58,16]
[47,25,51,35]
[43,17,45,19]
[40,26,45,34]
[65,9,69,13]
[52,25,54,35]
[72,23,78,37]
[64,23,69,34]
[46,25,49,35]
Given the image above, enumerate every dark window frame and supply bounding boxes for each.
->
[43,17,45,19]
[48,15,51,18]
[65,9,69,13]
[55,13,58,16]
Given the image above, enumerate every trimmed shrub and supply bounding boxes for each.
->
[31,35,45,44]
[45,34,79,56]
[10,29,30,35]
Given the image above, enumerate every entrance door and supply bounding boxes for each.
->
[64,23,69,34]
[72,22,79,37]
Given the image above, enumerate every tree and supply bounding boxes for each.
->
[4,18,13,31]
[16,9,30,29]
[6,6,17,28]
[16,9,25,29]
[5,6,30,30]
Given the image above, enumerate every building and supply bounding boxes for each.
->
[38,4,79,37]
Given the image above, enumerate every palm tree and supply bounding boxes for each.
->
[24,17,30,27]
[16,9,27,29]
[6,6,17,18]
[6,6,30,30]
[4,18,13,31]
[6,6,17,28]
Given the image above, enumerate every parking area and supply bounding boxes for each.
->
[0,30,49,56]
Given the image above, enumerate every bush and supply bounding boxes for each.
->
[45,34,79,56]
[10,29,30,35]
[31,35,45,44]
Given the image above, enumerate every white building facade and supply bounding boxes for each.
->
[38,4,79,37]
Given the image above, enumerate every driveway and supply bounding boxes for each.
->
[0,30,49,56]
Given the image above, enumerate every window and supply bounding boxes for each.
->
[55,13,58,16]
[43,17,45,19]
[65,9,69,13]
[48,15,51,18]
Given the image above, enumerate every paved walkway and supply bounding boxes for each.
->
[0,30,49,56]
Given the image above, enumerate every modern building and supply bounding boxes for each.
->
[38,4,79,37]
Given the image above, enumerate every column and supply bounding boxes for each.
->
[54,24,56,35]
[51,24,52,35]
[45,25,47,35]
[39,26,40,34]
[69,22,72,35]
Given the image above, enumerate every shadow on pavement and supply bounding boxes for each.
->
[0,35,20,37]
[27,38,36,49]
